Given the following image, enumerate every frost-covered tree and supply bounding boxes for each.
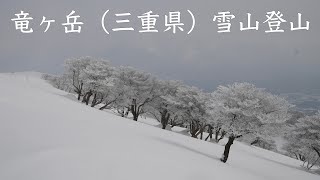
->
[211,82,292,163]
[80,59,114,106]
[98,79,126,111]
[246,121,291,152]
[146,80,183,129]
[42,74,71,92]
[117,66,160,121]
[64,57,92,100]
[205,101,231,142]
[286,112,320,169]
[173,85,209,138]
[63,57,117,107]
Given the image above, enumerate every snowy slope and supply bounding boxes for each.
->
[0,72,318,180]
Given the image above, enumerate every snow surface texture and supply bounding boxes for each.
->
[0,72,318,180]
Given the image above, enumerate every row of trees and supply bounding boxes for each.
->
[44,57,320,166]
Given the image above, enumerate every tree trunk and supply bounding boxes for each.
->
[133,114,138,121]
[83,93,91,105]
[131,99,139,121]
[215,128,221,142]
[189,122,199,138]
[160,109,170,129]
[91,93,97,107]
[312,146,320,158]
[307,157,319,170]
[251,139,259,145]
[125,107,130,117]
[82,93,87,103]
[205,126,213,141]
[162,123,166,129]
[99,100,115,110]
[86,92,92,105]
[131,105,138,121]
[217,130,226,142]
[72,72,83,101]
[82,90,93,105]
[99,103,110,110]
[299,154,305,161]
[221,136,235,163]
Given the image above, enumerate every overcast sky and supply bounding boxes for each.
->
[1,0,319,93]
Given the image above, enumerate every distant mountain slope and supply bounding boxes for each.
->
[282,92,320,115]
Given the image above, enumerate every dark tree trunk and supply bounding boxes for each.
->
[133,114,138,121]
[131,105,139,121]
[299,154,305,161]
[221,136,235,163]
[131,99,139,121]
[160,109,170,129]
[99,99,116,110]
[312,146,320,158]
[217,130,226,143]
[251,139,259,145]
[86,93,92,105]
[99,102,111,110]
[215,128,221,142]
[82,90,93,105]
[189,122,199,138]
[82,93,88,103]
[205,127,212,141]
[131,106,138,120]
[100,104,108,110]
[91,94,104,108]
[209,127,213,139]
[91,93,97,107]
[196,124,207,140]
[191,122,207,139]
[72,70,83,101]
[161,123,166,129]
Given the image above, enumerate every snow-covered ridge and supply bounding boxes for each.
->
[0,72,318,180]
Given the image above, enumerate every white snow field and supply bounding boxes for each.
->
[0,72,319,180]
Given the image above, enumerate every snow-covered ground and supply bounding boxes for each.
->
[0,72,319,180]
